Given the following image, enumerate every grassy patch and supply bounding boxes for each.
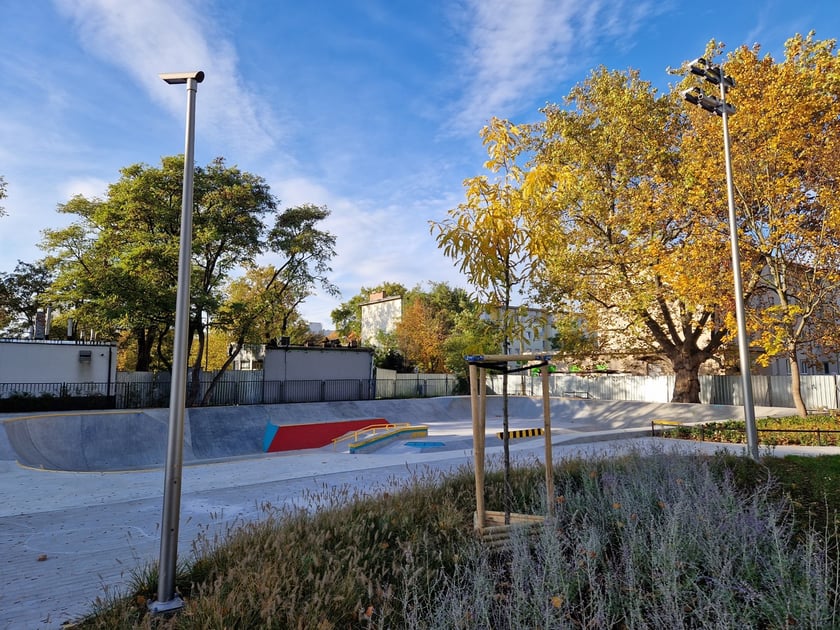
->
[75,448,840,629]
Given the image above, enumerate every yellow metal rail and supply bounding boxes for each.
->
[650,419,684,436]
[348,424,429,453]
[331,423,411,449]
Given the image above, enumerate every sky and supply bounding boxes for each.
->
[1,1,839,328]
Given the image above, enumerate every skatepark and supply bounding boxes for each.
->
[0,396,820,628]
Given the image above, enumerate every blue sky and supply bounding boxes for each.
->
[1,1,839,326]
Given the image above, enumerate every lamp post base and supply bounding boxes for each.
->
[148,595,185,615]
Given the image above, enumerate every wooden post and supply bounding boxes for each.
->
[541,364,554,514]
[479,366,487,462]
[469,363,485,529]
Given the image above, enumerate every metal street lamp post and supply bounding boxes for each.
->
[149,70,204,614]
[681,57,759,461]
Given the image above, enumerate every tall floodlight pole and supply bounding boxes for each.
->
[681,58,759,460]
[150,70,204,614]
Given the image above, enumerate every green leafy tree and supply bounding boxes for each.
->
[394,282,479,373]
[442,306,500,381]
[41,157,278,387]
[0,175,7,217]
[0,261,53,336]
[203,204,337,404]
[372,330,408,371]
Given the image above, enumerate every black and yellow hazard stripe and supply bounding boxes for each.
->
[496,427,544,440]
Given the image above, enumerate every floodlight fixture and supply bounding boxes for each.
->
[687,57,735,89]
[689,57,708,76]
[159,71,205,85]
[714,102,736,117]
[681,86,702,105]
[698,92,723,113]
[703,65,723,85]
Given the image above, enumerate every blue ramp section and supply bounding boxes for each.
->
[263,423,279,452]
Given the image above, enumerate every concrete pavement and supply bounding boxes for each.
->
[0,397,821,628]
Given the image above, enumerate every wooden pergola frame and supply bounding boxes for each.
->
[466,353,555,535]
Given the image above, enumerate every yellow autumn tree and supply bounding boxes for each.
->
[430,117,540,515]
[394,298,447,372]
[524,67,733,403]
[681,34,840,416]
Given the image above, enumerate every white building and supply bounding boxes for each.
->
[480,306,557,355]
[0,339,118,397]
[231,343,265,370]
[360,292,402,346]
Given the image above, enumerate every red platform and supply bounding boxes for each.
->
[263,418,387,452]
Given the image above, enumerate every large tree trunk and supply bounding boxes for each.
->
[186,321,205,407]
[200,337,244,407]
[133,326,155,372]
[670,351,705,403]
[789,351,808,417]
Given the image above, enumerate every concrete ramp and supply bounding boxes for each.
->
[189,405,269,460]
[0,419,16,462]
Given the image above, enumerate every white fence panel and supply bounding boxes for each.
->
[799,376,839,410]
[113,369,840,412]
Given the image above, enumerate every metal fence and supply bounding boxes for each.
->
[110,378,379,408]
[0,381,116,412]
[490,372,840,411]
[374,374,460,399]
[3,371,840,413]
[0,372,460,412]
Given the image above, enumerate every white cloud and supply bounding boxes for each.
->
[58,177,110,201]
[261,172,467,325]
[52,0,280,157]
[452,0,659,132]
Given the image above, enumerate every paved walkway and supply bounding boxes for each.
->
[1,400,833,629]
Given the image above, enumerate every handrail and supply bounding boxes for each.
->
[331,423,410,449]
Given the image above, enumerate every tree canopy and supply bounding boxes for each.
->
[524,66,734,402]
[0,175,6,217]
[437,32,840,409]
[431,117,538,353]
[679,34,840,414]
[40,157,336,403]
[394,282,486,374]
[0,261,53,336]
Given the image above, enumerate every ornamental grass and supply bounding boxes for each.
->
[77,446,840,629]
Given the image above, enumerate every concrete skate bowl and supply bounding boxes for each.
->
[1,406,272,472]
[3,410,173,472]
[0,396,795,472]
